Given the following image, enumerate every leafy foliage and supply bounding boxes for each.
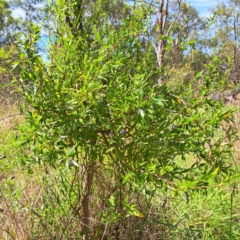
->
[14,1,234,237]
[0,0,238,239]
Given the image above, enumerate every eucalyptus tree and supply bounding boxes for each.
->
[0,0,23,100]
[208,0,240,84]
[142,0,207,80]
[167,2,206,69]
[0,0,19,46]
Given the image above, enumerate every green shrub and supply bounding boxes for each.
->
[12,1,237,239]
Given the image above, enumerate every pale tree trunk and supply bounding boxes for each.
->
[156,0,182,84]
[233,11,239,83]
[157,0,169,68]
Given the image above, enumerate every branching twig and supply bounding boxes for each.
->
[0,113,24,122]
[166,0,182,36]
[140,35,158,55]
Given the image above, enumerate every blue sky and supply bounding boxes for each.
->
[187,0,218,16]
[12,0,219,62]
[12,1,218,18]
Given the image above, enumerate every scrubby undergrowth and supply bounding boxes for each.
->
[0,100,240,239]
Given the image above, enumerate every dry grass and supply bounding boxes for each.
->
[0,176,43,240]
[0,101,29,239]
[224,100,240,164]
[0,101,24,133]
